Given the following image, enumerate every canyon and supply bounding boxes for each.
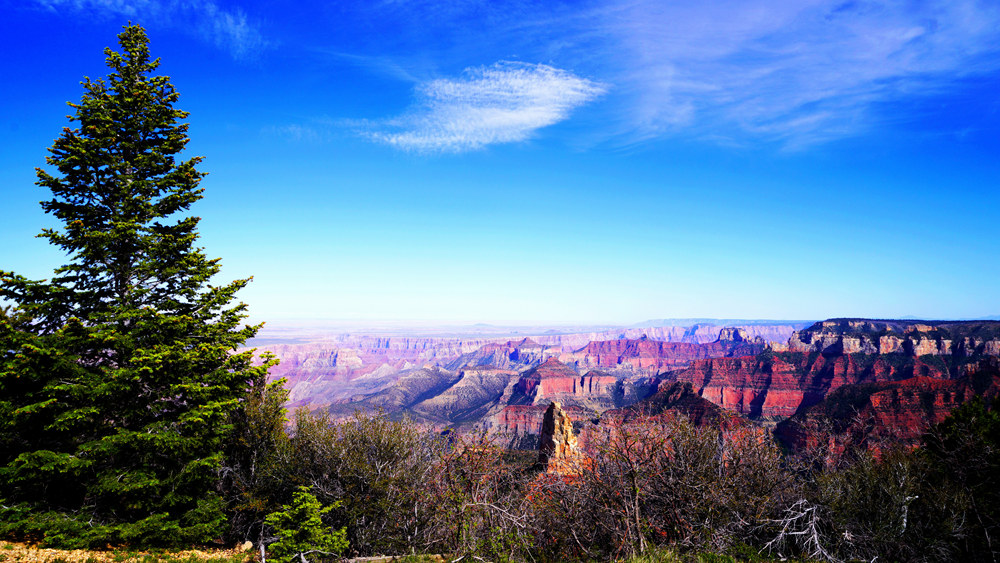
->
[259,322,797,407]
[258,318,1000,454]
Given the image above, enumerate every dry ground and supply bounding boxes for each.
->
[0,541,253,563]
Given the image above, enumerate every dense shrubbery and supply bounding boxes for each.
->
[210,398,999,562]
[9,376,993,561]
[526,419,793,560]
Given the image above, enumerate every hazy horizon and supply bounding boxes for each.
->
[247,315,1000,342]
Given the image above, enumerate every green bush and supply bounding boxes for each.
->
[282,409,443,556]
[264,486,347,563]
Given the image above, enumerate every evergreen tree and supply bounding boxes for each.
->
[0,24,273,547]
[264,486,348,563]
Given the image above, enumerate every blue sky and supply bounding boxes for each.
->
[1,0,999,325]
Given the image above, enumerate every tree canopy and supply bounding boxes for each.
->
[0,24,272,547]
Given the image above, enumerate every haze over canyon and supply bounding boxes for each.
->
[252,317,1000,455]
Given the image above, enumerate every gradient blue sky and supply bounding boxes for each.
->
[2,0,999,325]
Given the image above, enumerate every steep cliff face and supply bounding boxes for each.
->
[505,357,658,412]
[559,330,766,376]
[776,358,1000,456]
[538,402,583,471]
[515,358,606,402]
[671,351,951,419]
[487,403,595,439]
[776,319,1000,359]
[479,358,662,442]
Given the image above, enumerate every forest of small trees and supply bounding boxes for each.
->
[1,24,998,563]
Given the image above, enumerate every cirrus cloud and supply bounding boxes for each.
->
[31,0,268,60]
[598,0,1000,146]
[368,61,607,153]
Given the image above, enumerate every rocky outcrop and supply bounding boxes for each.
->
[538,402,582,469]
[503,358,660,413]
[513,358,616,406]
[777,319,1000,358]
[716,327,762,343]
[483,359,659,443]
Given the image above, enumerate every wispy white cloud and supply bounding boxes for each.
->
[194,1,267,60]
[261,124,323,143]
[341,0,1000,147]
[317,51,425,84]
[32,0,268,60]
[367,61,607,153]
[593,0,1000,146]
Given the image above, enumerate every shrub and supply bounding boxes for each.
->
[264,486,347,563]
[281,409,443,556]
[422,431,536,562]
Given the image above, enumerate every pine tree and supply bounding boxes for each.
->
[0,24,273,547]
[264,486,349,563]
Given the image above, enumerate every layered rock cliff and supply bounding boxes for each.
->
[505,357,658,411]
[670,320,1000,421]
[560,330,766,376]
[478,358,661,442]
[671,351,951,419]
[486,403,595,449]
[776,357,1000,456]
[776,319,1000,359]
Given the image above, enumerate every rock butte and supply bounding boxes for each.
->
[537,401,582,471]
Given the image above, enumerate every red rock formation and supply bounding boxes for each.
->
[672,352,951,419]
[560,332,765,376]
[776,358,1000,457]
[603,381,746,430]
[509,358,627,411]
[490,404,593,435]
[538,402,583,471]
